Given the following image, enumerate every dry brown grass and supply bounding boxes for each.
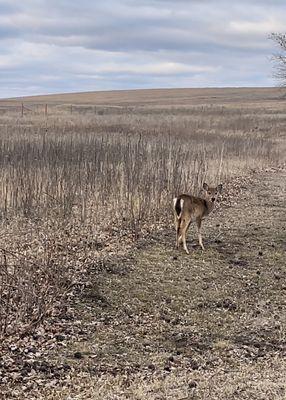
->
[0,90,284,336]
[0,91,284,224]
[36,359,286,400]
[0,88,285,399]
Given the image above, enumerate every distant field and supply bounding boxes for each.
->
[0,87,284,107]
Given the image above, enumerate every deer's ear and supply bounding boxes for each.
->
[217,184,223,193]
[203,183,208,191]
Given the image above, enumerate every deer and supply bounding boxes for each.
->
[173,183,223,254]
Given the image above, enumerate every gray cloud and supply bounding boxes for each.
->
[0,0,284,97]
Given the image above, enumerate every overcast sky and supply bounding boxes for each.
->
[0,0,285,98]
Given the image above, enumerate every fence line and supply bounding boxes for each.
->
[0,103,131,117]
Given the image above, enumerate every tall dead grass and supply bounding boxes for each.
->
[0,104,283,336]
[0,109,281,224]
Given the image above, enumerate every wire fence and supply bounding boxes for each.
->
[0,102,131,117]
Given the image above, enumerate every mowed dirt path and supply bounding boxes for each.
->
[46,169,286,399]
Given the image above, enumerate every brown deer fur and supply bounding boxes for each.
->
[173,183,222,254]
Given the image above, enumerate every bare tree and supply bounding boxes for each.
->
[270,33,286,86]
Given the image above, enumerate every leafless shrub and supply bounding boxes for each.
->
[0,248,71,338]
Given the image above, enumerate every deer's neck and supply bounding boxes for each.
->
[204,200,215,216]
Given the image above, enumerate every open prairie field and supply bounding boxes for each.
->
[0,88,285,399]
[1,87,285,106]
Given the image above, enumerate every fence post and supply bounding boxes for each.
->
[45,104,48,117]
[21,103,24,117]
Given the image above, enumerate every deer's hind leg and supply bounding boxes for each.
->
[181,217,192,254]
[196,217,205,250]
[174,214,182,249]
[174,213,179,249]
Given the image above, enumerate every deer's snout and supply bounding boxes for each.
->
[211,197,215,202]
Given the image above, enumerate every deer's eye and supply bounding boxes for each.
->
[208,191,211,195]
[215,192,218,195]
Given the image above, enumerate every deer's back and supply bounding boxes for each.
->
[177,194,208,219]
